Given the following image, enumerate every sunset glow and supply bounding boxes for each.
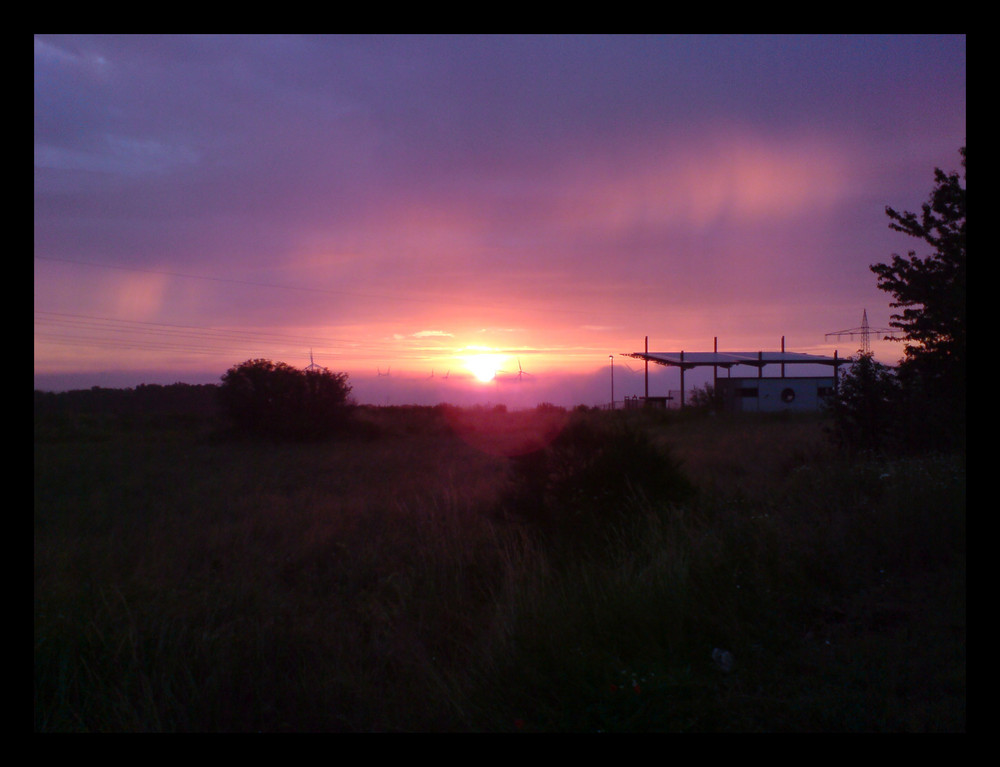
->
[34,35,965,406]
[465,354,508,384]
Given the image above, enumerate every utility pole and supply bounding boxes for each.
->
[609,355,614,410]
[713,337,718,391]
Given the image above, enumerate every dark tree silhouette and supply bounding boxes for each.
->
[825,351,900,454]
[219,358,353,440]
[870,146,966,450]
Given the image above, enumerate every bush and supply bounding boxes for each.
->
[504,413,694,548]
[824,352,900,454]
[687,383,722,413]
[218,359,353,441]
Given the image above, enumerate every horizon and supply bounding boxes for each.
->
[34,35,965,406]
[32,349,859,411]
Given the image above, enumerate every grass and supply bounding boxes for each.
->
[34,405,965,731]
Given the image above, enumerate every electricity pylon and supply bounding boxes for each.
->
[825,309,898,355]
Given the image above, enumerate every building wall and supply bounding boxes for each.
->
[716,376,835,413]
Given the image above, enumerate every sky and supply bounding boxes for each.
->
[34,34,966,407]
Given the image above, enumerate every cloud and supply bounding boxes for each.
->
[392,330,455,341]
[33,36,965,394]
[34,36,109,73]
[35,135,199,176]
[412,330,454,338]
[554,131,853,235]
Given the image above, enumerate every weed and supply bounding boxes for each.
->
[34,405,964,731]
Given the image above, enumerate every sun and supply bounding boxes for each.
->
[465,354,506,383]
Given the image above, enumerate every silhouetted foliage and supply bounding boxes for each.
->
[505,413,694,549]
[218,359,353,441]
[870,146,965,450]
[687,383,722,413]
[825,352,900,454]
[34,383,221,441]
[35,383,219,417]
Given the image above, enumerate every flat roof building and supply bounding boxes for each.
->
[622,337,845,410]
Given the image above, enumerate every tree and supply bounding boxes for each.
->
[825,351,900,454]
[218,358,353,440]
[870,146,965,448]
[871,147,966,404]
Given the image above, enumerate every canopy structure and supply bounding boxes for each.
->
[622,340,845,407]
[622,350,844,370]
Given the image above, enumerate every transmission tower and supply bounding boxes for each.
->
[825,309,897,354]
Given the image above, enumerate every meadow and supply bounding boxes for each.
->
[34,402,965,732]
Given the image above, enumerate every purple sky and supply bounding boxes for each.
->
[34,35,966,407]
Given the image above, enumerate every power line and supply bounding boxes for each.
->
[34,310,360,348]
[32,308,716,368]
[33,310,455,363]
[825,309,899,355]
[34,311,365,360]
[33,255,598,317]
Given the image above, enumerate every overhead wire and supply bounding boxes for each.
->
[33,310,461,368]
[32,254,717,370]
[33,254,601,317]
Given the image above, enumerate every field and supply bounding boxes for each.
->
[34,403,966,732]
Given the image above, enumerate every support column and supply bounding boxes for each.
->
[680,350,685,408]
[644,336,649,400]
[713,337,718,392]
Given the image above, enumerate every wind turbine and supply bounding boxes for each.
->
[514,358,533,382]
[305,349,322,373]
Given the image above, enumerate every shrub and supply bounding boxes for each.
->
[824,352,900,454]
[504,413,694,547]
[687,383,722,413]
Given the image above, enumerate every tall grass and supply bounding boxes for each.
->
[34,407,964,731]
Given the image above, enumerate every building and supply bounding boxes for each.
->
[622,337,844,412]
[714,375,836,413]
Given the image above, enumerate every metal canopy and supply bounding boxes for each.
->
[622,350,843,370]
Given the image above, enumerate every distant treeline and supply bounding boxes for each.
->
[34,383,221,419]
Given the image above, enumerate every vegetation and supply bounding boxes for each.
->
[875,147,966,386]
[218,359,353,441]
[823,352,900,455]
[865,146,966,452]
[686,382,723,413]
[34,383,219,441]
[34,151,967,733]
[504,413,694,554]
[35,400,965,732]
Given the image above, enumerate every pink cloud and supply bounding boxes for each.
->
[556,132,853,233]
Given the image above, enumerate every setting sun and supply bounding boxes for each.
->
[464,354,507,383]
